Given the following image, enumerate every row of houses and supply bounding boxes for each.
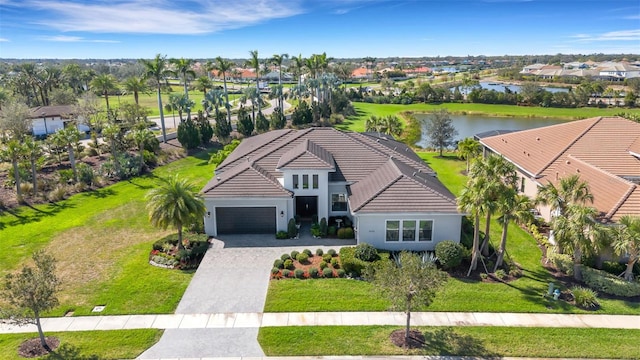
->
[521,61,640,81]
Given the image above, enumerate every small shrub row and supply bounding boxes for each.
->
[337,227,355,239]
[271,267,346,279]
[581,266,640,297]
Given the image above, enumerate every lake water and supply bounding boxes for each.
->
[415,114,568,148]
[477,81,570,94]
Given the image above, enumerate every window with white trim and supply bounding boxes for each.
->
[331,193,348,211]
[419,220,433,241]
[303,174,309,189]
[386,220,400,242]
[402,220,416,241]
[312,174,319,189]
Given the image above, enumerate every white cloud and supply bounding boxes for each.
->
[39,35,120,43]
[571,29,640,42]
[0,38,9,42]
[624,15,640,20]
[26,0,304,34]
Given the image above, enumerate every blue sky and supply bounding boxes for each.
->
[0,0,638,59]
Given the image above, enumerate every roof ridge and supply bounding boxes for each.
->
[567,154,637,187]
[251,128,315,165]
[252,163,291,195]
[537,117,602,175]
[351,171,403,213]
[390,158,458,206]
[217,129,293,170]
[607,184,637,221]
[347,132,432,172]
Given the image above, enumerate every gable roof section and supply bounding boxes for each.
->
[276,139,335,170]
[349,158,457,214]
[30,105,75,119]
[201,161,292,198]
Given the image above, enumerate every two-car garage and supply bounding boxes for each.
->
[214,207,277,235]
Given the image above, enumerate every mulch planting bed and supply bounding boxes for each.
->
[18,337,59,358]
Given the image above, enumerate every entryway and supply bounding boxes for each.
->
[295,196,317,220]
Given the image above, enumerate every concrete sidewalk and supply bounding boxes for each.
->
[2,312,639,334]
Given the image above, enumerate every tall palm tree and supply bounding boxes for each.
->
[494,189,534,271]
[290,54,306,88]
[270,53,288,110]
[170,58,195,98]
[458,176,488,275]
[536,174,594,218]
[140,54,171,142]
[245,50,262,114]
[90,74,118,111]
[23,137,43,197]
[203,89,225,119]
[214,56,235,127]
[122,76,150,105]
[145,175,206,250]
[102,123,122,175]
[203,60,215,80]
[457,137,481,173]
[1,140,27,200]
[610,215,640,281]
[194,76,213,98]
[52,127,81,183]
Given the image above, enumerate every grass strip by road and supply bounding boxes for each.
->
[258,326,640,358]
[0,149,216,316]
[0,329,162,360]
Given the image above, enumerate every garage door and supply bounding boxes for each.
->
[216,207,276,234]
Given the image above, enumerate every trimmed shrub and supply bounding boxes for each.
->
[339,246,367,276]
[311,214,318,224]
[294,269,305,279]
[322,254,332,262]
[291,250,300,259]
[330,258,339,268]
[327,249,337,256]
[271,268,280,275]
[337,227,354,239]
[435,240,464,270]
[296,252,309,264]
[303,249,313,257]
[322,267,334,278]
[337,269,346,278]
[319,261,328,269]
[273,259,284,269]
[283,259,294,270]
[275,231,289,239]
[280,253,291,261]
[310,223,321,237]
[581,266,640,297]
[315,249,324,256]
[319,218,328,237]
[602,261,626,276]
[480,273,488,280]
[572,286,600,309]
[547,252,574,275]
[287,218,297,238]
[309,267,319,278]
[354,243,378,262]
[328,226,337,236]
[494,269,507,280]
[282,269,291,278]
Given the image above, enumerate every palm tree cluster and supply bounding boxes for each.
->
[364,115,403,137]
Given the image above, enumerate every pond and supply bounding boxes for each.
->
[477,81,570,94]
[415,113,569,148]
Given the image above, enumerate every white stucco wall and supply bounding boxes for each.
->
[32,118,64,135]
[281,169,331,220]
[203,197,293,236]
[355,212,462,251]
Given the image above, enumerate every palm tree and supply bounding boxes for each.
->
[610,215,640,281]
[494,189,534,271]
[242,87,258,123]
[90,74,118,111]
[270,53,288,110]
[365,115,402,137]
[52,127,81,183]
[122,76,150,105]
[458,176,488,275]
[23,137,43,197]
[102,123,122,175]
[246,50,262,114]
[457,137,481,173]
[127,128,155,174]
[145,175,206,250]
[214,56,235,127]
[1,140,26,200]
[536,174,594,219]
[140,54,172,142]
[203,89,225,119]
[194,76,213,97]
[203,60,215,80]
[170,58,195,98]
[290,54,306,88]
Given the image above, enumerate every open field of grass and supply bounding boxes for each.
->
[338,102,640,133]
[0,149,217,316]
[0,330,162,360]
[100,91,244,117]
[259,326,640,358]
[264,152,640,315]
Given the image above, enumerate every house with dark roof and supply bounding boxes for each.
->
[479,116,640,223]
[201,127,462,250]
[29,105,89,136]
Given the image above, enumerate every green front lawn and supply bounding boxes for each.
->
[0,149,217,316]
[0,329,162,360]
[258,326,640,358]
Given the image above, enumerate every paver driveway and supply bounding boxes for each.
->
[138,234,355,359]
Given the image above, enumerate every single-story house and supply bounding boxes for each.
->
[29,105,89,137]
[479,116,640,223]
[201,128,462,250]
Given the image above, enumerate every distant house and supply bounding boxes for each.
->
[596,62,640,81]
[29,105,89,137]
[201,128,462,250]
[479,116,640,223]
[351,66,370,79]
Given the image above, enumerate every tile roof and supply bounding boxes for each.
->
[480,116,640,222]
[276,139,335,170]
[30,105,75,118]
[349,158,458,213]
[201,161,292,198]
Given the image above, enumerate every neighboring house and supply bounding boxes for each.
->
[351,66,370,79]
[29,105,89,137]
[479,116,640,223]
[201,128,462,250]
[520,61,640,81]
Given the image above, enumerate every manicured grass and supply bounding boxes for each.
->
[338,102,640,133]
[264,279,390,312]
[0,149,217,316]
[264,152,640,315]
[101,92,243,117]
[0,329,162,360]
[258,326,640,358]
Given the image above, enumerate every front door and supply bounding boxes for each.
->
[295,196,318,219]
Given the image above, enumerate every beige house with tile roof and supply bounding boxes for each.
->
[480,116,640,223]
[202,127,462,250]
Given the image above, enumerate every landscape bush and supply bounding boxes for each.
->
[327,249,337,256]
[287,218,297,238]
[571,286,600,309]
[77,163,96,186]
[336,269,346,278]
[322,267,334,278]
[494,269,507,280]
[319,218,328,237]
[296,252,309,264]
[275,231,289,239]
[337,227,354,239]
[309,267,319,278]
[601,261,626,276]
[48,184,67,202]
[273,259,284,269]
[303,249,312,257]
[280,253,291,261]
[294,269,305,279]
[271,267,280,275]
[322,254,332,262]
[339,246,368,276]
[328,226,337,236]
[315,249,324,256]
[435,240,463,269]
[283,259,294,270]
[547,252,574,275]
[330,258,339,268]
[354,243,379,262]
[291,250,300,259]
[310,223,322,237]
[282,269,291,278]
[581,266,640,297]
